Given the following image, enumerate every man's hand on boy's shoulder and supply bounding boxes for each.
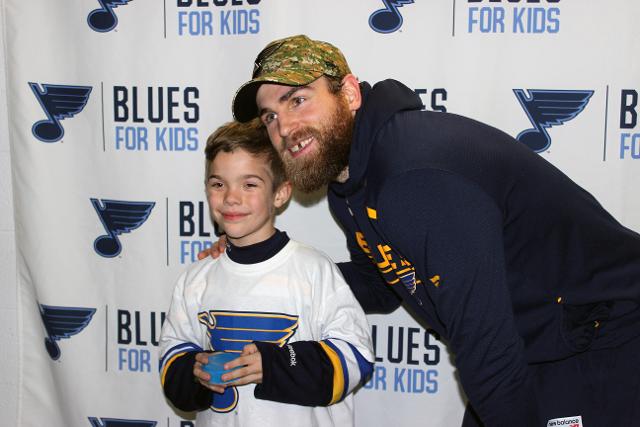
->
[197,234,227,260]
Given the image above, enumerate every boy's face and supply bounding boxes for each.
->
[206,149,290,247]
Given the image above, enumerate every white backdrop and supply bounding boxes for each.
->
[3,1,640,426]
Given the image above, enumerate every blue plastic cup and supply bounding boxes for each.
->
[202,352,241,385]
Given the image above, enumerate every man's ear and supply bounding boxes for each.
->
[340,74,362,112]
[274,181,292,209]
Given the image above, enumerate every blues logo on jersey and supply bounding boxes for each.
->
[197,310,299,413]
[369,0,414,34]
[39,304,96,360]
[356,230,421,295]
[29,83,92,143]
[513,89,594,152]
[88,0,133,32]
[91,198,155,258]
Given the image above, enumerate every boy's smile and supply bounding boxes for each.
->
[207,149,290,247]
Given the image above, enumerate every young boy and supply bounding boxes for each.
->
[158,120,374,426]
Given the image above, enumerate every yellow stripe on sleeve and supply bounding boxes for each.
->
[319,341,345,405]
[161,352,189,387]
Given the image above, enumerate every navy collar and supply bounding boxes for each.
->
[226,229,290,264]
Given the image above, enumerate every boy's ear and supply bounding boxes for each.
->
[274,181,292,209]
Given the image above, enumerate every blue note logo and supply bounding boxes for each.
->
[369,0,414,34]
[88,418,157,427]
[29,83,92,143]
[513,89,594,152]
[197,310,299,412]
[88,0,133,32]
[91,198,155,258]
[39,304,96,360]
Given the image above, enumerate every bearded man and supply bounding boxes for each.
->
[222,35,640,427]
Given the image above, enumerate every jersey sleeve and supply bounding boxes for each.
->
[158,270,213,412]
[378,169,538,426]
[254,259,374,406]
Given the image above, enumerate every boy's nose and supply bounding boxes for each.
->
[223,188,241,205]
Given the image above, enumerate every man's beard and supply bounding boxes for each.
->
[282,96,354,193]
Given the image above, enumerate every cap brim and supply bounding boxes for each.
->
[232,71,324,122]
[232,80,264,123]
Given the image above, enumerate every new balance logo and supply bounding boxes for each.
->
[547,415,583,427]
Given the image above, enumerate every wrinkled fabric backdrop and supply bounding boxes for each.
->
[2,1,639,426]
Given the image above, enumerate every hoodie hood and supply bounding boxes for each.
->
[331,79,423,196]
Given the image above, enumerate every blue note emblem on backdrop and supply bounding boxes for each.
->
[29,83,92,143]
[88,0,133,32]
[369,0,415,34]
[39,304,96,360]
[91,198,155,258]
[88,418,157,427]
[513,89,594,153]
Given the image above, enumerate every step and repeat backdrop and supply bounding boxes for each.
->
[4,1,639,426]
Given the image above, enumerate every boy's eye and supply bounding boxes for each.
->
[244,182,259,189]
[209,181,223,189]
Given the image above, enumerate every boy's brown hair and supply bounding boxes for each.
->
[204,119,287,190]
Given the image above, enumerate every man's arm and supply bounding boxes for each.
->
[328,190,403,314]
[378,169,538,426]
[336,257,402,314]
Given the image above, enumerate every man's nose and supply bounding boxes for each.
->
[278,111,297,139]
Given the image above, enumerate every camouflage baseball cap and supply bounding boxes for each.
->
[232,34,351,122]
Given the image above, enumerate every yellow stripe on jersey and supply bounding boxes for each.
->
[161,352,188,387]
[319,341,345,405]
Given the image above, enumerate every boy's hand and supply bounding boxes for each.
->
[193,352,226,394]
[197,234,227,260]
[220,344,263,385]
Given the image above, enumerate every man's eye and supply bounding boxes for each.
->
[292,96,306,107]
[262,112,276,124]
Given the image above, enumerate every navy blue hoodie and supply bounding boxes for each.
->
[330,80,640,426]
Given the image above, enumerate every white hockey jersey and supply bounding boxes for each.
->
[159,240,374,426]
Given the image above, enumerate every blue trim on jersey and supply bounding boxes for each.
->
[346,341,374,384]
[159,342,202,372]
